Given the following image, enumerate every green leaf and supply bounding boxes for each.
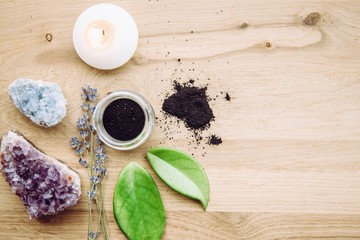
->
[113,162,165,240]
[147,147,210,210]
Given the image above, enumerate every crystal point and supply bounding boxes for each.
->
[0,130,81,219]
[8,78,67,127]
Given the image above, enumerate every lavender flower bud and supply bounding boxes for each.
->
[81,160,87,168]
[83,112,90,120]
[82,85,89,93]
[81,92,88,101]
[95,136,102,145]
[76,118,88,130]
[80,131,89,139]
[74,147,83,156]
[81,103,90,112]
[94,146,106,154]
[89,124,95,132]
[69,137,80,148]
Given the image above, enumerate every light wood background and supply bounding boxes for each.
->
[1,0,360,239]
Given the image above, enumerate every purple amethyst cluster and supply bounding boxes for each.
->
[0,130,81,219]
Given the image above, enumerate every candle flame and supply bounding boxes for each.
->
[86,21,114,50]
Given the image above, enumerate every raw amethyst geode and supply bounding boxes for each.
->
[0,130,81,219]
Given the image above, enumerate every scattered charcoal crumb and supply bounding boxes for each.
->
[239,22,248,29]
[159,74,226,151]
[162,81,214,130]
[225,92,231,101]
[208,135,222,145]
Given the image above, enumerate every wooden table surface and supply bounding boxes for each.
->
[1,0,360,239]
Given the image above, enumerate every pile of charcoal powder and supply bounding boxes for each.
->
[162,80,223,145]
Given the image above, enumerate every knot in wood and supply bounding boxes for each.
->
[45,33,52,42]
[303,12,321,26]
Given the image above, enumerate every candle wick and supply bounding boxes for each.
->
[102,30,105,36]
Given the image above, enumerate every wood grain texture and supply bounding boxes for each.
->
[1,0,360,239]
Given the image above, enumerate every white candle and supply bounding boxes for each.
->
[73,4,138,70]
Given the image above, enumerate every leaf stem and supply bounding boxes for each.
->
[88,196,93,239]
[97,188,102,239]
[101,180,110,240]
[90,132,94,176]
[89,131,94,239]
[94,182,109,240]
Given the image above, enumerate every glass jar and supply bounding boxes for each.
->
[93,90,155,150]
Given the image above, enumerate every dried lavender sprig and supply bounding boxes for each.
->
[70,85,109,240]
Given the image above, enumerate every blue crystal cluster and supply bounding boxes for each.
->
[8,78,67,127]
